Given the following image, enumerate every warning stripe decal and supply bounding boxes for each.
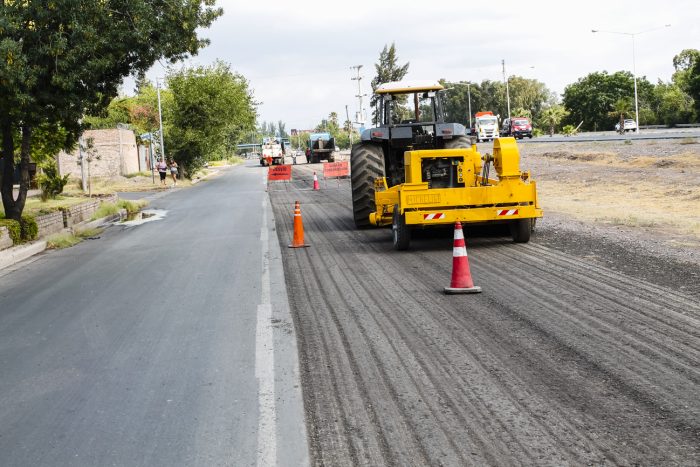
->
[423,213,446,220]
[496,209,519,216]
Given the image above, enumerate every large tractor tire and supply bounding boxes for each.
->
[351,142,385,229]
[444,135,471,149]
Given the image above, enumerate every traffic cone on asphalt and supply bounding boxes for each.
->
[288,201,310,248]
[313,172,320,191]
[444,222,481,294]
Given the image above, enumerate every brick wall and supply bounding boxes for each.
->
[57,129,139,179]
[35,211,65,238]
[61,194,119,228]
[0,226,12,251]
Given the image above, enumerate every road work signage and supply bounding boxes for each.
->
[268,164,292,181]
[323,161,349,178]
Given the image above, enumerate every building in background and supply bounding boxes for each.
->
[57,128,140,179]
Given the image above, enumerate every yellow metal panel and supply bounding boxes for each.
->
[405,205,542,226]
[493,137,521,179]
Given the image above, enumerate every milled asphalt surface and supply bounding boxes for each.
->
[0,163,308,466]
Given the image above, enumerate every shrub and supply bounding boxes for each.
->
[561,125,577,136]
[90,202,119,220]
[36,163,71,201]
[532,128,544,137]
[20,215,38,241]
[117,199,147,214]
[0,219,21,244]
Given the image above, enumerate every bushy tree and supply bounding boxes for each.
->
[370,43,409,125]
[0,0,222,221]
[538,105,569,136]
[166,61,256,173]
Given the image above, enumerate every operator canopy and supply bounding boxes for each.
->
[375,80,444,95]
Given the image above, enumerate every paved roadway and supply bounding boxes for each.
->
[0,164,308,466]
[517,127,700,143]
[269,164,700,466]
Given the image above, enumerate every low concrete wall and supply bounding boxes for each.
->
[61,194,118,228]
[35,211,65,238]
[0,226,12,251]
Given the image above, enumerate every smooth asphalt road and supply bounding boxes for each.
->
[0,163,308,466]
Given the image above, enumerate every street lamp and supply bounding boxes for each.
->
[156,77,166,162]
[502,61,535,120]
[592,24,671,134]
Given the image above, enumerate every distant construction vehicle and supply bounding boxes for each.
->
[350,81,542,249]
[307,132,335,164]
[260,138,285,166]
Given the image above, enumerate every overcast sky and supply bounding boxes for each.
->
[134,0,698,131]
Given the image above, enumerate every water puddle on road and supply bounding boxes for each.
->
[120,209,167,226]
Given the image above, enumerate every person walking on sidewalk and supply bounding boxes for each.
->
[157,158,168,186]
[169,159,179,186]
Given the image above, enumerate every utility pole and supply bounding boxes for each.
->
[351,65,367,128]
[502,59,511,120]
[467,83,472,129]
[345,105,353,146]
[156,77,166,163]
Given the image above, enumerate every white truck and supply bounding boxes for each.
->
[259,139,285,166]
[473,111,499,142]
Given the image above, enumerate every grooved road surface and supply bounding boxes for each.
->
[269,163,700,466]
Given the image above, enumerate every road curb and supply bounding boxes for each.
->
[0,240,48,271]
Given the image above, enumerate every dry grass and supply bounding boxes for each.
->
[538,173,700,238]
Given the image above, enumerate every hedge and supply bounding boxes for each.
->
[0,219,21,244]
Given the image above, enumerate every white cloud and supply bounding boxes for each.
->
[130,0,698,130]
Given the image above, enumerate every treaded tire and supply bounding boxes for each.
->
[351,142,385,228]
[444,135,471,149]
[510,218,532,243]
[392,205,410,250]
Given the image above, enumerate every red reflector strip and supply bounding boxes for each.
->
[441,129,453,134]
[371,131,384,137]
[496,209,518,216]
[423,213,445,220]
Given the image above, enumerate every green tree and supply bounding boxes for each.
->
[562,71,654,131]
[654,82,694,125]
[673,49,700,119]
[370,43,410,125]
[538,105,569,136]
[166,61,256,174]
[0,0,222,221]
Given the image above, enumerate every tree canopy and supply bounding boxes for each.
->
[166,61,256,174]
[370,43,409,125]
[0,0,222,220]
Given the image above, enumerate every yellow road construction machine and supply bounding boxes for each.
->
[350,81,542,250]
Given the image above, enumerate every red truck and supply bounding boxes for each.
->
[500,117,533,139]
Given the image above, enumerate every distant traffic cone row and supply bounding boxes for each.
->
[444,222,481,294]
[313,172,320,191]
[288,201,310,248]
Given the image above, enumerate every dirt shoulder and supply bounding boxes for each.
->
[493,138,700,266]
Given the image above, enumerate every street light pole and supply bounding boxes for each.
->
[502,59,511,120]
[592,24,671,134]
[467,83,472,129]
[156,77,166,162]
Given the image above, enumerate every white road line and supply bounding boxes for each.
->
[256,194,277,466]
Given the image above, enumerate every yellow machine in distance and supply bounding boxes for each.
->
[370,137,543,250]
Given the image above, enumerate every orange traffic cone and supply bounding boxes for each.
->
[313,172,320,191]
[444,222,481,294]
[288,201,310,248]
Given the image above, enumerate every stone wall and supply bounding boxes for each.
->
[35,211,65,238]
[61,194,118,227]
[0,226,12,251]
[57,129,139,179]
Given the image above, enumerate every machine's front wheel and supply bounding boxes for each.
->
[392,205,411,250]
[510,218,532,243]
[351,143,385,228]
[443,135,471,149]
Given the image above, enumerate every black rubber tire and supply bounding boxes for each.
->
[350,142,385,228]
[510,218,532,243]
[392,205,411,250]
[443,135,471,149]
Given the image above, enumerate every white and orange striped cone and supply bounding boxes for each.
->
[444,222,481,294]
[288,201,310,248]
[313,172,320,191]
